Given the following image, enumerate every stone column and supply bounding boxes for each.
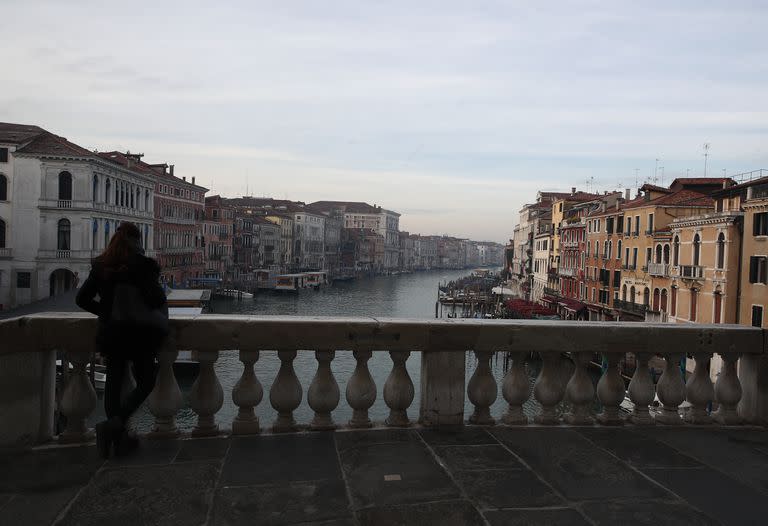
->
[597,352,625,425]
[346,350,376,428]
[714,353,742,424]
[467,350,497,425]
[627,353,654,425]
[419,351,465,426]
[232,350,263,435]
[58,350,97,443]
[148,349,183,438]
[654,353,685,425]
[533,352,565,424]
[270,350,302,432]
[189,350,224,437]
[564,352,594,425]
[308,350,340,430]
[384,350,414,427]
[501,351,529,425]
[685,352,714,424]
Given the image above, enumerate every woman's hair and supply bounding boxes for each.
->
[95,222,143,268]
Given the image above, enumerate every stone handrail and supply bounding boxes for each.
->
[0,314,766,447]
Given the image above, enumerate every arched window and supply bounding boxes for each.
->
[105,178,111,204]
[673,236,680,266]
[671,287,677,316]
[144,189,150,211]
[655,244,662,264]
[603,240,608,258]
[57,218,71,250]
[92,175,99,202]
[716,233,725,269]
[690,288,698,321]
[661,289,668,312]
[608,240,612,259]
[622,284,627,301]
[0,173,7,201]
[693,233,701,266]
[643,287,650,307]
[653,288,660,310]
[714,291,722,323]
[663,244,670,264]
[0,218,5,248]
[58,171,72,200]
[114,180,119,204]
[630,285,636,304]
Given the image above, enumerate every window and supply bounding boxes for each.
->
[754,212,768,236]
[105,179,111,204]
[647,213,654,233]
[616,216,624,233]
[622,284,627,301]
[716,233,725,269]
[673,236,680,266]
[753,306,764,328]
[606,217,614,234]
[671,287,677,316]
[92,175,99,202]
[57,219,71,250]
[643,287,650,307]
[632,247,638,267]
[693,234,701,266]
[58,171,72,200]
[0,173,7,200]
[0,218,5,248]
[690,289,698,322]
[625,247,630,266]
[749,256,768,284]
[0,147,8,162]
[617,240,622,259]
[634,215,640,235]
[646,247,652,265]
[714,293,722,324]
[626,217,632,236]
[630,285,636,303]
[663,244,670,264]
[16,272,31,289]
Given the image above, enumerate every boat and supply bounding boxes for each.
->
[222,289,254,299]
[275,273,307,292]
[57,360,106,391]
[254,269,277,289]
[166,290,210,374]
[304,271,328,289]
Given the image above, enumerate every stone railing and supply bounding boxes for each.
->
[0,314,765,448]
[648,262,669,277]
[0,247,12,258]
[38,249,95,260]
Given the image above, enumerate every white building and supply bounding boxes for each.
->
[0,123,155,310]
[293,210,325,270]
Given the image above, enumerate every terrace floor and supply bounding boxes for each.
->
[1,426,768,526]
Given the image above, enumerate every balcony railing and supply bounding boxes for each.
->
[559,267,575,277]
[680,265,705,279]
[1,315,765,449]
[38,249,94,259]
[543,287,559,296]
[648,262,669,277]
[0,247,11,258]
[57,199,72,208]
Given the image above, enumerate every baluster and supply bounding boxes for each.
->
[232,350,263,435]
[627,353,655,425]
[148,349,183,438]
[308,350,340,430]
[533,352,566,424]
[597,353,625,425]
[713,353,742,425]
[654,352,685,425]
[59,350,97,443]
[564,352,594,425]
[346,350,376,428]
[685,352,714,424]
[270,350,303,432]
[502,351,529,425]
[467,350,497,424]
[384,351,414,427]
[189,350,223,436]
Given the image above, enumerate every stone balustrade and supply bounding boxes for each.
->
[0,314,766,447]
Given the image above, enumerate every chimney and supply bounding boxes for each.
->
[170,165,175,177]
[571,187,576,195]
[192,176,196,185]
[625,188,630,201]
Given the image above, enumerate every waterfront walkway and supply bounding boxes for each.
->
[2,426,767,526]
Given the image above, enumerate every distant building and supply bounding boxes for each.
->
[204,195,235,282]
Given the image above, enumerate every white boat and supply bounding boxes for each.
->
[275,273,307,292]
[222,289,254,299]
[57,360,106,391]
[304,271,328,289]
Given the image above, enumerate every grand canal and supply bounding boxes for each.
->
[123,268,558,433]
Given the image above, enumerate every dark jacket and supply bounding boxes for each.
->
[76,253,167,350]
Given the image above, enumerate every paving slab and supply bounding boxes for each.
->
[213,479,352,526]
[334,428,419,452]
[453,469,563,509]
[0,494,13,511]
[57,461,219,526]
[355,499,486,526]
[0,445,102,492]
[106,438,181,467]
[577,428,703,468]
[174,437,230,463]
[432,444,525,472]
[418,427,496,446]
[640,428,768,495]
[340,440,460,508]
[223,433,341,486]
[642,466,767,526]
[490,428,671,501]
[0,487,80,526]
[581,499,721,526]
[483,508,591,526]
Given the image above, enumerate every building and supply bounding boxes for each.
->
[203,195,235,282]
[264,213,294,272]
[309,201,400,270]
[99,152,207,288]
[293,209,325,270]
[0,123,155,309]
[341,228,383,273]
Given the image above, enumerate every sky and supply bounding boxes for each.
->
[3,0,768,243]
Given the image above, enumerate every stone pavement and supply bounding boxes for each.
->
[1,426,767,526]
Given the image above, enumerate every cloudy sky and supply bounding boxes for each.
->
[4,1,767,242]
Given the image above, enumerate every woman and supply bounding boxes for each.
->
[76,222,168,458]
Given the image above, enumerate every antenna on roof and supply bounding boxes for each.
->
[634,168,639,191]
[654,158,660,184]
[703,143,710,177]
[659,166,664,187]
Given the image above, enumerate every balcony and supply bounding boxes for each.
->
[648,262,669,277]
[613,299,648,316]
[680,265,705,279]
[37,249,94,260]
[1,316,766,525]
[559,267,575,277]
[0,247,11,258]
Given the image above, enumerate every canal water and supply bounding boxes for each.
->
[119,269,573,433]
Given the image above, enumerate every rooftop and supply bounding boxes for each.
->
[3,426,766,526]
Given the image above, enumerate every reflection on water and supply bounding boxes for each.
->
[93,269,590,432]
